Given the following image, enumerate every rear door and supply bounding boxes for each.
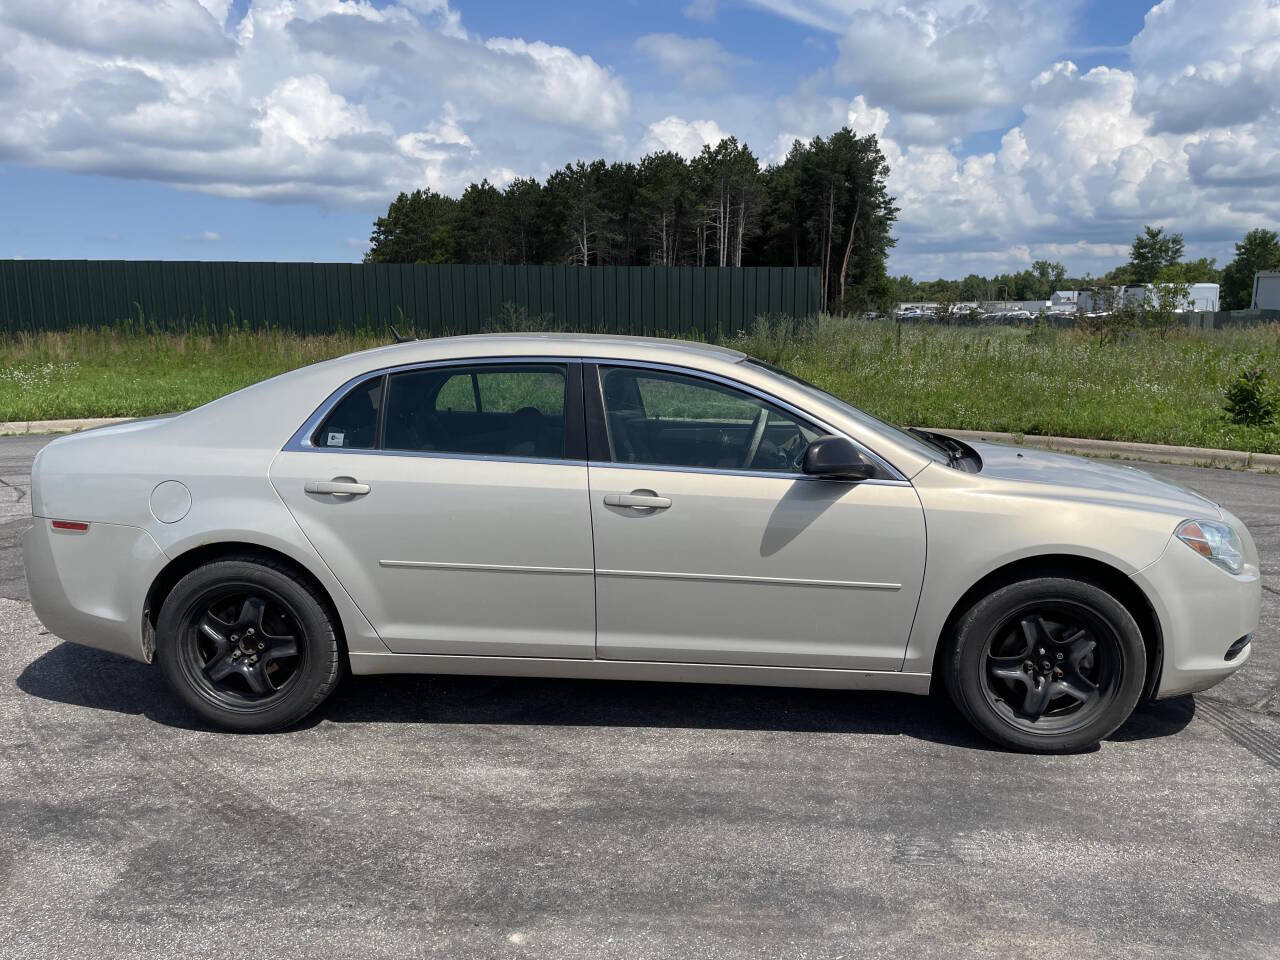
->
[586,362,926,670]
[270,360,596,659]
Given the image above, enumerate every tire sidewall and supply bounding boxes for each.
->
[948,577,1147,753]
[156,560,339,732]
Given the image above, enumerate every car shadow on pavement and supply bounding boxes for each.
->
[16,640,1194,751]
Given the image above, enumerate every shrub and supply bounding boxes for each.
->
[1223,364,1277,427]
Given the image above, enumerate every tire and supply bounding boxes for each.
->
[945,576,1146,753]
[156,557,343,732]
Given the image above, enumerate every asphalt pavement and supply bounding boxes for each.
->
[1,434,1277,960]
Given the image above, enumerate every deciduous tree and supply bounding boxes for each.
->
[1221,228,1280,309]
[1128,226,1185,284]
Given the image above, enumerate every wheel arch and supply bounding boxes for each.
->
[930,553,1164,700]
[144,541,349,659]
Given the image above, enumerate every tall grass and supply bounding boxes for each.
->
[0,317,1277,453]
[0,327,384,421]
[733,316,1280,453]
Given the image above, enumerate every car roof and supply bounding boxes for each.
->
[153,330,933,478]
[339,332,747,367]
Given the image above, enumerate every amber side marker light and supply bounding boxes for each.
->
[51,520,89,531]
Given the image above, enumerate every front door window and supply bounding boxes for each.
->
[597,365,822,473]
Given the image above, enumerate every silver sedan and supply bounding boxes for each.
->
[23,334,1260,752]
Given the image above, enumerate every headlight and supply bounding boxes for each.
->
[1176,519,1244,574]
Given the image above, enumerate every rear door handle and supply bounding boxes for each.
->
[604,492,672,510]
[304,478,370,497]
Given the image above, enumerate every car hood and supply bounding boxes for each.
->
[967,440,1222,518]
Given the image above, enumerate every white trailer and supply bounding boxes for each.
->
[1253,271,1280,309]
[1079,283,1218,313]
[1185,283,1219,311]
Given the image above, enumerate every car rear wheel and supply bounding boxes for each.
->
[156,557,343,732]
[945,576,1146,753]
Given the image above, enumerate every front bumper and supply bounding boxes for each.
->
[1132,523,1261,699]
[23,518,167,663]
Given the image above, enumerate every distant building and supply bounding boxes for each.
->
[1050,290,1079,311]
[982,300,1050,314]
[1078,282,1219,313]
[1253,271,1280,310]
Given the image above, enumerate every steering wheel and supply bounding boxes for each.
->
[741,407,770,469]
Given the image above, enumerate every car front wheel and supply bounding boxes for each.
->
[945,576,1147,753]
[156,557,343,732]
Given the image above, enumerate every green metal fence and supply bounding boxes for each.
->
[0,260,822,337]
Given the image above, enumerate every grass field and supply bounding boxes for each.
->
[1,318,1277,453]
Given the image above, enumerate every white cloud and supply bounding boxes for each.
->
[1129,0,1280,136]
[0,0,235,61]
[634,33,746,89]
[2,0,1279,279]
[683,0,717,22]
[837,1,1078,128]
[193,0,233,26]
[742,0,853,33]
[640,116,730,159]
[846,95,889,138]
[0,0,630,203]
[723,0,1280,275]
[739,0,1080,142]
[482,37,630,131]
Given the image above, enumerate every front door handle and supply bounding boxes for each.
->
[304,478,370,497]
[604,491,672,510]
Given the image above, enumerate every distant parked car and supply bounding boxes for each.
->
[25,334,1259,752]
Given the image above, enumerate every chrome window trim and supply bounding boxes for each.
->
[283,355,579,456]
[586,356,909,483]
[283,352,910,483]
[586,460,910,486]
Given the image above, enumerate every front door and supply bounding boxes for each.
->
[271,360,596,658]
[586,363,926,671]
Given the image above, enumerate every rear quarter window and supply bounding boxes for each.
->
[313,377,382,449]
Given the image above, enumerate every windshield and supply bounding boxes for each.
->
[741,357,949,465]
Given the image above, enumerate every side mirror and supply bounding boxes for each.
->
[802,436,878,481]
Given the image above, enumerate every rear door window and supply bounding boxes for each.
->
[383,363,567,459]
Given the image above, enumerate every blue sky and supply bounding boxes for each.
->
[1,0,1276,278]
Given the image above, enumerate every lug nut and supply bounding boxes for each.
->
[1056,652,1063,661]
[232,650,240,659]
[1038,648,1046,655]
[1023,660,1034,671]
[257,642,265,650]
[1054,667,1064,677]
[249,655,258,664]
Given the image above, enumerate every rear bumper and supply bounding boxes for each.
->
[23,518,167,663]
[1132,532,1260,699]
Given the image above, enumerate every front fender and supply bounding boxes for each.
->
[902,466,1184,673]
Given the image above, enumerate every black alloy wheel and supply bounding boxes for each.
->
[157,557,343,732]
[178,588,306,707]
[946,576,1147,753]
[981,603,1116,733]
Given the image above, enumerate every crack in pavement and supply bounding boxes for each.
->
[0,475,28,504]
